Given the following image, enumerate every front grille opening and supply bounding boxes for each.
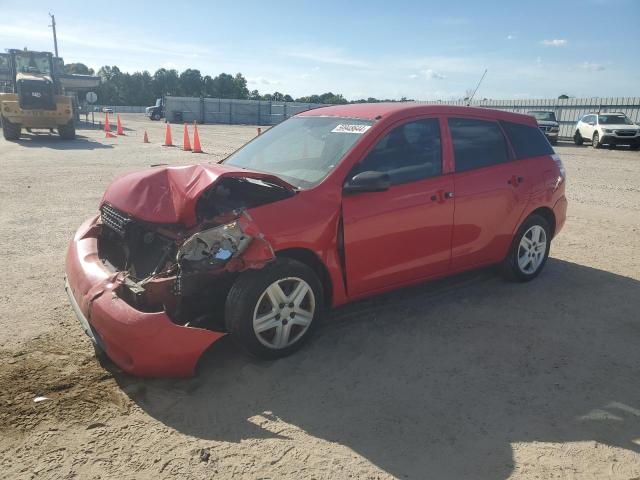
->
[98,204,176,279]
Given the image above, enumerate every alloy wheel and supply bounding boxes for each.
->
[252,277,316,349]
[517,225,547,274]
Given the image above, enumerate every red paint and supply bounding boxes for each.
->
[65,216,224,377]
[66,104,566,376]
[101,163,295,227]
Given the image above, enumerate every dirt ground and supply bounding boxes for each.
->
[1,114,639,479]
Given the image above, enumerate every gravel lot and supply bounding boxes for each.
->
[1,114,639,479]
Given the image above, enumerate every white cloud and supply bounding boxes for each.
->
[540,39,567,47]
[247,76,281,86]
[408,74,419,79]
[422,69,446,80]
[506,34,516,40]
[282,46,369,68]
[300,73,312,80]
[580,61,606,72]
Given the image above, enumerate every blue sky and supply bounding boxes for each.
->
[1,0,639,100]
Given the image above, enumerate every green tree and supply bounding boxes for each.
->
[152,68,180,97]
[65,63,94,75]
[179,69,203,96]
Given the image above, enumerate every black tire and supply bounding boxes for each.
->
[225,258,324,359]
[592,132,601,149]
[573,130,583,145]
[550,138,558,145]
[500,214,552,282]
[152,112,161,121]
[1,116,21,140]
[58,119,76,140]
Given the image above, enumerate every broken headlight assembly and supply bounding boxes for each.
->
[176,221,253,272]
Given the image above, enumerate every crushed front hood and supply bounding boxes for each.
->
[101,163,294,227]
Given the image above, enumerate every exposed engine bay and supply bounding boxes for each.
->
[96,176,293,329]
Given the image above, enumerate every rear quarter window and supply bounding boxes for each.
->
[500,121,554,159]
[448,118,511,172]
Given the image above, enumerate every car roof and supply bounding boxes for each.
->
[297,102,538,126]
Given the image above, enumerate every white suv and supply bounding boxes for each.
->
[573,113,640,150]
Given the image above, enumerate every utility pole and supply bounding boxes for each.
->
[49,13,59,57]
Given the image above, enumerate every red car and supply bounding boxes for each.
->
[65,104,567,377]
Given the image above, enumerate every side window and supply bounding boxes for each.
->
[500,121,554,158]
[355,118,442,185]
[448,118,511,173]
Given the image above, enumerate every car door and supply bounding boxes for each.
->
[447,116,532,270]
[341,117,455,297]
[581,115,595,139]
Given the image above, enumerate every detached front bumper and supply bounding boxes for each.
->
[64,216,225,377]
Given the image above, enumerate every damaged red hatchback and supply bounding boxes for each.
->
[65,104,567,377]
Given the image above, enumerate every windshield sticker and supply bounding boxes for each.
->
[331,124,372,134]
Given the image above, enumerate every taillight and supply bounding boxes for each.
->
[551,153,566,180]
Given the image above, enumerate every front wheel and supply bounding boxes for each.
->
[152,112,161,121]
[592,132,601,149]
[500,214,551,282]
[225,258,324,359]
[58,119,76,140]
[2,116,21,140]
[573,130,584,145]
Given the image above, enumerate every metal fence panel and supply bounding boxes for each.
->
[418,97,640,138]
[165,97,327,125]
[160,96,640,136]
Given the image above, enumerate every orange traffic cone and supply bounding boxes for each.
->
[163,122,174,147]
[106,131,117,138]
[182,123,192,151]
[192,122,203,153]
[257,127,262,136]
[104,112,111,132]
[143,130,150,143]
[116,114,125,135]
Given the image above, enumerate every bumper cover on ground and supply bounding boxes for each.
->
[64,216,225,377]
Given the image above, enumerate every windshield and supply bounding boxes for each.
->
[599,114,632,125]
[223,116,374,188]
[14,52,51,75]
[529,111,556,122]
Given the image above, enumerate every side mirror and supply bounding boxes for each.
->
[343,171,391,194]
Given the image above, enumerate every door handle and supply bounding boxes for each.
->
[508,175,524,186]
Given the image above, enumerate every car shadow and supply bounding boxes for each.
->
[115,259,640,479]
[13,134,113,150]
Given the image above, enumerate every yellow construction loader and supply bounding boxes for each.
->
[0,49,75,140]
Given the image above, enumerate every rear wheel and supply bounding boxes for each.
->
[573,130,583,145]
[592,132,601,149]
[152,112,161,121]
[225,258,324,359]
[500,214,551,282]
[1,116,21,140]
[550,138,558,145]
[58,119,76,140]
